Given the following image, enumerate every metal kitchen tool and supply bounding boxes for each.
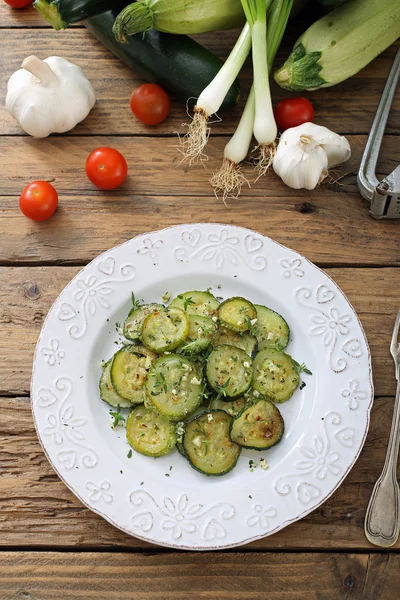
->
[358,48,400,219]
[365,310,400,547]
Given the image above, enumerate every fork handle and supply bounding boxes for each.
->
[365,378,400,547]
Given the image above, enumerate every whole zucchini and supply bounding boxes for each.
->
[113,0,244,41]
[33,0,115,30]
[85,8,240,106]
[274,0,400,91]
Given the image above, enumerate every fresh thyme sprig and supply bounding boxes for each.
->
[110,405,126,428]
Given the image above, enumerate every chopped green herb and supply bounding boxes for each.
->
[177,294,196,311]
[293,360,313,375]
[110,405,126,429]
[127,449,133,458]
[249,495,252,499]
[300,381,306,390]
[131,292,142,310]
[215,377,231,401]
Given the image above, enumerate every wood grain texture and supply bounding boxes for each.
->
[0,134,398,200]
[0,3,48,27]
[1,188,400,266]
[0,551,390,600]
[0,29,399,135]
[0,395,394,551]
[0,266,397,396]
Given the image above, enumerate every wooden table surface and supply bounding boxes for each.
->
[1,4,399,599]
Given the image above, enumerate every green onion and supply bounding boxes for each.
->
[211,0,293,199]
[180,24,252,164]
[113,0,245,42]
[241,0,277,177]
[210,86,255,204]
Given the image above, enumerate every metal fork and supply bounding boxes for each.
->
[365,310,400,546]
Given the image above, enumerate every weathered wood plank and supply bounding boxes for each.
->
[0,395,393,551]
[0,2,49,27]
[0,551,382,600]
[0,29,398,135]
[0,266,397,397]
[1,187,400,267]
[0,134,399,205]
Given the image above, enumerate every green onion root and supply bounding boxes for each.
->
[179,108,210,165]
[210,159,250,206]
[252,141,276,180]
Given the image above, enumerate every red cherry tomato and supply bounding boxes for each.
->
[274,97,315,132]
[19,181,58,221]
[130,83,171,126]
[86,147,128,190]
[4,0,32,8]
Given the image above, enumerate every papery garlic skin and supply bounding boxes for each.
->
[273,133,328,190]
[6,56,96,138]
[279,122,351,168]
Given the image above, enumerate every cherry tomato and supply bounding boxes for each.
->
[274,97,315,132]
[86,147,128,190]
[130,83,170,126]
[19,181,58,221]
[4,0,32,8]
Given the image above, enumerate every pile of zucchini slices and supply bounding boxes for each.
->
[99,290,302,476]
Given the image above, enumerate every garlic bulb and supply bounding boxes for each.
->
[273,132,328,190]
[6,55,96,137]
[273,122,351,189]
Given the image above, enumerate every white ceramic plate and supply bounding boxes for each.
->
[31,224,373,550]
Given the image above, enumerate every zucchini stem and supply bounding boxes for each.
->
[113,2,154,42]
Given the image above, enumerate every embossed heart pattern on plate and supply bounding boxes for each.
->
[31,224,373,550]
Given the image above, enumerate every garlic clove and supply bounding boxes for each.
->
[273,132,328,190]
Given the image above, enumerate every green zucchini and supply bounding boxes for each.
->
[170,290,219,318]
[111,346,154,403]
[85,9,240,106]
[274,0,400,91]
[124,303,164,341]
[253,348,299,403]
[183,410,241,476]
[113,0,244,40]
[209,396,248,417]
[212,326,258,358]
[141,307,189,353]
[177,315,217,356]
[145,354,203,420]
[254,304,290,351]
[34,0,113,29]
[99,359,132,408]
[218,297,257,333]
[230,399,284,450]
[206,345,253,399]
[126,404,176,457]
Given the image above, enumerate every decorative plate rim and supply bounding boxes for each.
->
[30,223,374,550]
